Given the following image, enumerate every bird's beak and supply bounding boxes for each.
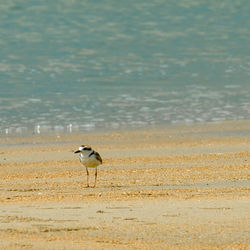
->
[74,150,80,154]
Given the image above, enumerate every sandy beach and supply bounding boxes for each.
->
[0,121,249,249]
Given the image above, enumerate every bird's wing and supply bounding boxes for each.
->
[95,152,102,164]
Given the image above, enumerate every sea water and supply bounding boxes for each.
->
[0,0,249,134]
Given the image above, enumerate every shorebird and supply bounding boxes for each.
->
[74,145,102,187]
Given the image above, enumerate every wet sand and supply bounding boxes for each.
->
[0,121,249,249]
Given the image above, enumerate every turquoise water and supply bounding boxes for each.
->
[0,0,249,134]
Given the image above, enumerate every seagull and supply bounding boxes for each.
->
[74,145,102,187]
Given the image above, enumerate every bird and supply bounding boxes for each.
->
[74,145,102,187]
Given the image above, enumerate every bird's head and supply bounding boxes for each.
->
[74,145,92,154]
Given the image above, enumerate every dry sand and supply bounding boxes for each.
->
[0,121,249,249]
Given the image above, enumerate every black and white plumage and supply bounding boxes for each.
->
[74,145,102,187]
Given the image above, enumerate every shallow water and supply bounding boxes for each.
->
[0,0,249,134]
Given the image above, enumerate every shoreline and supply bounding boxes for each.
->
[1,119,250,140]
[0,120,249,249]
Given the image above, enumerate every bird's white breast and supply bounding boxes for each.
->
[79,152,101,168]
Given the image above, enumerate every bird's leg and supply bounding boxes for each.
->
[86,167,89,187]
[93,167,97,187]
